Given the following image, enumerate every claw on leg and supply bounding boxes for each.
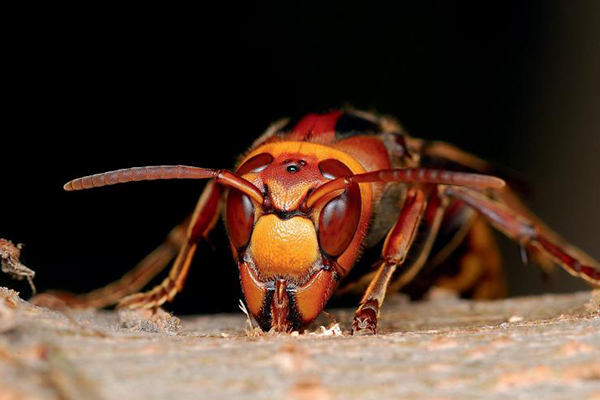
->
[352,299,379,335]
[352,188,434,335]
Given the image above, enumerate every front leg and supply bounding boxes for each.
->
[117,180,223,310]
[352,188,431,335]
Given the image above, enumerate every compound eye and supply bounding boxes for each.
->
[317,159,361,257]
[226,153,272,249]
[226,189,255,248]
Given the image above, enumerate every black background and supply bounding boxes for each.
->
[3,2,599,314]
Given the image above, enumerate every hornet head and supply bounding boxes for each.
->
[225,143,373,332]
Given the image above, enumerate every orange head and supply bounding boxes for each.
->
[225,142,373,332]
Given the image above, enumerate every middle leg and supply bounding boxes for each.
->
[352,186,447,334]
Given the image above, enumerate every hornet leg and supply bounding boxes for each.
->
[32,221,187,309]
[446,187,600,287]
[117,180,223,310]
[352,186,446,334]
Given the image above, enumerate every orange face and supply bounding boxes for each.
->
[225,142,373,331]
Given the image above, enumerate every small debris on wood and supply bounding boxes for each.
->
[0,239,36,296]
[508,315,524,323]
[118,307,181,334]
[585,289,600,314]
[238,298,263,338]
[0,291,18,333]
[309,323,342,337]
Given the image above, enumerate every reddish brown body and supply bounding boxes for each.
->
[35,109,600,334]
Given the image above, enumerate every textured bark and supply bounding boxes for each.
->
[0,287,599,400]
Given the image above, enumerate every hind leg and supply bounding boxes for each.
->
[435,216,507,299]
[32,221,187,309]
[446,187,600,287]
[412,139,557,272]
[33,181,223,310]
